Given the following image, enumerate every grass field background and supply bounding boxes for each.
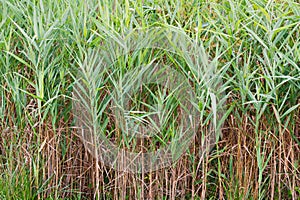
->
[0,0,299,199]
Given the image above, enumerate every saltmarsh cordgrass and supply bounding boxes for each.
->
[0,0,299,199]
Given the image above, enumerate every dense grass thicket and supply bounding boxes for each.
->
[0,0,299,199]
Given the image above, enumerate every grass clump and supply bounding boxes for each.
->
[0,0,299,199]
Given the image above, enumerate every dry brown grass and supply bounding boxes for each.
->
[1,103,299,199]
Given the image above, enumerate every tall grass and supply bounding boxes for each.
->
[0,0,299,199]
